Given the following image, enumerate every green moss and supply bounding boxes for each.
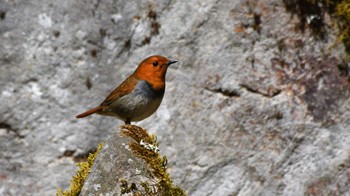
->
[56,143,103,196]
[119,178,138,194]
[140,181,151,194]
[334,1,350,54]
[120,125,186,196]
[283,0,350,54]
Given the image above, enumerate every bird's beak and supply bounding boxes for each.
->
[167,60,178,66]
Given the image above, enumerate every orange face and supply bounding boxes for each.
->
[134,55,177,90]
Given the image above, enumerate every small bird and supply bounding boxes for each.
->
[76,55,177,124]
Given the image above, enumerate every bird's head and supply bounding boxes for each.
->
[134,55,177,90]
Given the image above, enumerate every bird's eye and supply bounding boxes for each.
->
[152,61,158,66]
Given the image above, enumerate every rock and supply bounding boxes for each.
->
[0,0,349,195]
[80,126,150,196]
[80,125,185,196]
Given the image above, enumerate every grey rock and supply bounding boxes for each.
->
[0,0,349,195]
[81,125,184,196]
[80,127,151,196]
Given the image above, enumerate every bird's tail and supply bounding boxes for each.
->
[76,106,103,118]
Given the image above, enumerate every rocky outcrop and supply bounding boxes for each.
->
[0,0,349,195]
[79,125,184,195]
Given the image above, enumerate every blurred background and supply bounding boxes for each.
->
[0,0,350,195]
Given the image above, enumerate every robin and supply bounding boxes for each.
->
[76,55,177,124]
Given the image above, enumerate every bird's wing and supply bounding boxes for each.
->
[100,75,138,106]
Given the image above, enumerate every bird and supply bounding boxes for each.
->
[76,55,177,124]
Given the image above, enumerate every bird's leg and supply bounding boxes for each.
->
[124,119,131,124]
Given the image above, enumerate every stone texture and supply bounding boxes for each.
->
[80,127,151,196]
[80,125,185,196]
[0,0,349,195]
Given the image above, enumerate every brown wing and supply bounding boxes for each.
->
[100,75,138,106]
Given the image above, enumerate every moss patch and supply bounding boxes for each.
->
[283,0,350,54]
[335,0,350,54]
[120,125,186,196]
[56,143,103,196]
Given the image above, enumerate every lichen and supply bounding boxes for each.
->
[56,143,103,196]
[120,125,186,196]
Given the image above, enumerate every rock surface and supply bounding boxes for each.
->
[0,0,349,195]
[80,125,185,196]
[80,126,151,196]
